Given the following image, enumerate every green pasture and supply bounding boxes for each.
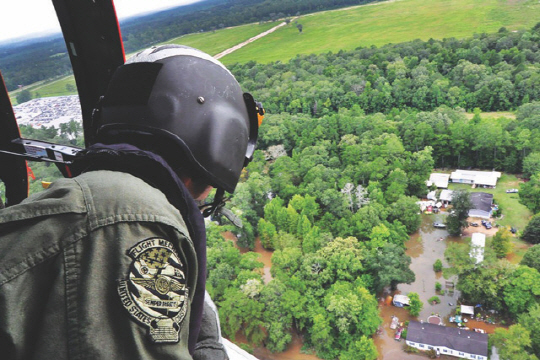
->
[30,76,77,98]
[10,76,77,105]
[162,21,280,56]
[221,0,540,64]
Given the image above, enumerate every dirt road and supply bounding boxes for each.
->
[214,20,294,59]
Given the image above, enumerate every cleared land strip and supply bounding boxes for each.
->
[214,19,294,59]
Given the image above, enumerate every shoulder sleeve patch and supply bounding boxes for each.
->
[118,238,189,343]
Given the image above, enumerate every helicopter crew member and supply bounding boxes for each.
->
[0,45,263,360]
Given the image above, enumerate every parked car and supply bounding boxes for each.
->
[483,221,492,229]
[433,222,446,228]
[474,328,486,334]
[506,189,519,193]
[470,222,479,227]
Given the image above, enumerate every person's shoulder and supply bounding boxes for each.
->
[0,177,87,224]
[75,170,186,228]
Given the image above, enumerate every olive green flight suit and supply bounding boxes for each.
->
[0,170,200,359]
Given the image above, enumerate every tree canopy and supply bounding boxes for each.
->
[446,189,472,236]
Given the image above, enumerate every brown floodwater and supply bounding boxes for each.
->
[224,232,274,284]
[397,213,462,320]
[253,331,322,360]
[253,238,274,284]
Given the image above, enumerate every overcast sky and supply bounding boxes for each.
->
[0,0,202,43]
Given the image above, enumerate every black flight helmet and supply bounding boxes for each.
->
[92,45,264,194]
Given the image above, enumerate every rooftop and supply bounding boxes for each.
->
[407,321,488,356]
[450,170,501,187]
[470,233,486,264]
[470,192,493,213]
[440,189,453,202]
[427,173,450,188]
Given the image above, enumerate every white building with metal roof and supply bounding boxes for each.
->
[450,170,501,188]
[406,321,488,360]
[427,173,450,188]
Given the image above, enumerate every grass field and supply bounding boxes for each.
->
[162,21,279,56]
[221,0,540,64]
[10,76,77,105]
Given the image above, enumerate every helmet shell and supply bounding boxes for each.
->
[94,45,257,193]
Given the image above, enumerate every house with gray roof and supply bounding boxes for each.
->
[469,192,493,219]
[406,321,488,360]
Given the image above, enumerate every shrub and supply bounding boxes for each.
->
[403,345,419,353]
[428,296,441,304]
[408,292,423,316]
[433,259,443,272]
[435,282,442,292]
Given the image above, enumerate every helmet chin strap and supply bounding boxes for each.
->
[200,188,225,218]
[199,188,243,228]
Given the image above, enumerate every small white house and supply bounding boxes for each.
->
[470,233,486,264]
[406,321,488,360]
[427,191,437,201]
[427,173,450,188]
[440,190,454,205]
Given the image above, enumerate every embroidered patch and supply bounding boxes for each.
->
[118,238,189,343]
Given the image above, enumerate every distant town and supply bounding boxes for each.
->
[14,95,82,129]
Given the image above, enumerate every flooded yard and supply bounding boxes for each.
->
[397,213,461,321]
[376,213,463,359]
[376,213,509,359]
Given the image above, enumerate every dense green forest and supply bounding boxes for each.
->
[230,25,540,173]
[0,0,378,91]
[0,38,72,91]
